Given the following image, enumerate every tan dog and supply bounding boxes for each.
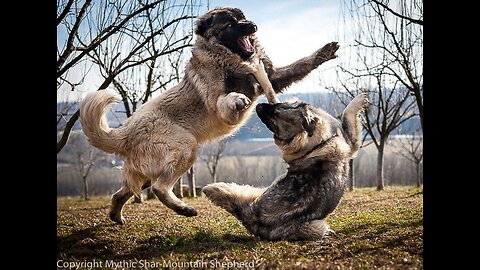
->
[79,7,339,224]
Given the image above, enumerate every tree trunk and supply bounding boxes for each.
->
[132,194,143,203]
[146,187,156,200]
[187,167,196,197]
[213,172,217,183]
[376,142,385,191]
[348,159,354,191]
[173,177,183,198]
[416,161,421,187]
[82,175,89,200]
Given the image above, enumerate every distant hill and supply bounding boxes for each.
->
[57,91,421,139]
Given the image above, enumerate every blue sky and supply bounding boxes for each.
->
[207,0,345,93]
[58,0,346,101]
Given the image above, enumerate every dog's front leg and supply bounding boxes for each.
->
[216,92,251,125]
[269,42,340,92]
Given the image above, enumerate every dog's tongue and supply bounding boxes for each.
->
[239,36,254,52]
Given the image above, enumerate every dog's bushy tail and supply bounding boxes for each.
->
[202,182,265,220]
[80,90,123,154]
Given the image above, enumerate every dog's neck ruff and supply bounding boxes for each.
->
[287,134,339,164]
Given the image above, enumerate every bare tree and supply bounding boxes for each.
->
[333,82,417,191]
[348,159,355,191]
[393,131,423,187]
[57,0,207,153]
[332,0,422,190]
[366,86,417,190]
[173,177,184,198]
[199,138,230,183]
[69,132,101,200]
[186,167,196,197]
[340,0,423,130]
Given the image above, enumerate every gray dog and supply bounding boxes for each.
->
[203,94,368,241]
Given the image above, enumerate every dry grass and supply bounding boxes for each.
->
[57,186,423,269]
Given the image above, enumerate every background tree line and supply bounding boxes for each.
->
[57,0,422,200]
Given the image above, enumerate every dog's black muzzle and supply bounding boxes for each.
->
[256,103,276,130]
[238,20,257,34]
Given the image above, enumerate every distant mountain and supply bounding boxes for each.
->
[57,91,421,139]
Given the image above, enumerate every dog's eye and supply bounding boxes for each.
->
[227,19,238,27]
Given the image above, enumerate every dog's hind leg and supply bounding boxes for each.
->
[295,219,331,240]
[109,186,133,225]
[267,220,331,241]
[109,172,149,225]
[151,148,199,217]
[202,182,265,219]
[152,176,198,217]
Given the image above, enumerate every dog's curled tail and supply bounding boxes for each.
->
[80,90,122,154]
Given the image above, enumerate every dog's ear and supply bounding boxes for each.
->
[195,15,213,37]
[301,111,317,137]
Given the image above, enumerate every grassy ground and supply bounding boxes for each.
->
[57,186,423,269]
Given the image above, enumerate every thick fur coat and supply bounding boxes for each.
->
[79,7,339,224]
[203,94,369,240]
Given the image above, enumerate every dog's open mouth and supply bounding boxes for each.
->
[238,34,255,53]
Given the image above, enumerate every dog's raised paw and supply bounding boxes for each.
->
[317,41,340,61]
[227,92,251,111]
[348,93,369,113]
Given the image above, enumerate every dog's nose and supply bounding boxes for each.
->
[241,20,257,33]
[256,103,269,115]
[250,22,257,32]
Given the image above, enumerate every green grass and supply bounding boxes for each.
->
[57,186,423,269]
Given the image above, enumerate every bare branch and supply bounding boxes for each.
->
[57,0,93,70]
[370,0,423,25]
[57,0,75,26]
[57,0,163,78]
[57,110,79,153]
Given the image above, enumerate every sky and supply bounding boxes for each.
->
[58,0,348,101]
[207,0,345,93]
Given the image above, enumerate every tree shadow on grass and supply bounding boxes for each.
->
[129,230,258,259]
[57,224,118,260]
[58,224,259,260]
[330,219,423,260]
